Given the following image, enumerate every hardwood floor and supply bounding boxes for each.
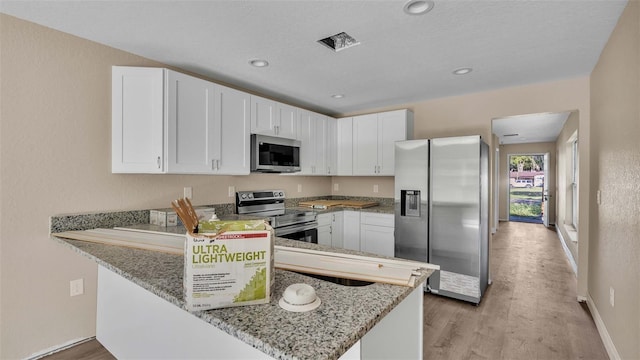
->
[44,221,608,360]
[423,221,608,359]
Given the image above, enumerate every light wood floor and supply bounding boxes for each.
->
[423,221,608,359]
[44,221,607,360]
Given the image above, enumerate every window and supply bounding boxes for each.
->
[571,137,579,228]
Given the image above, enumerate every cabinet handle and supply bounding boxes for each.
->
[157,156,161,169]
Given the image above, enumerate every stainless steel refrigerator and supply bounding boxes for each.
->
[394,135,489,304]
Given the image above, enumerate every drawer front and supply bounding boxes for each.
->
[360,212,394,227]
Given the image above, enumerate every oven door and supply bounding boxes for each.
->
[275,222,318,244]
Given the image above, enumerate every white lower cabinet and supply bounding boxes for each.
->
[317,212,344,248]
[342,210,361,251]
[360,213,395,257]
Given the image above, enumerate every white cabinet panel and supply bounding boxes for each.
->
[250,96,297,139]
[297,110,328,175]
[360,213,395,257]
[351,110,412,176]
[216,86,251,174]
[327,117,338,175]
[331,211,344,248]
[166,70,217,173]
[112,66,249,174]
[112,67,164,173]
[343,211,361,251]
[336,118,353,175]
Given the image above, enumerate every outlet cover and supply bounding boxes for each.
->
[70,278,84,297]
[373,184,379,193]
[184,187,193,199]
[297,184,302,193]
[334,183,339,191]
[228,186,235,197]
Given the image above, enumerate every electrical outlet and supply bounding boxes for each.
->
[184,186,193,199]
[610,287,615,307]
[334,183,339,191]
[228,186,235,197]
[297,184,302,193]
[373,184,379,193]
[70,278,84,297]
[596,190,601,205]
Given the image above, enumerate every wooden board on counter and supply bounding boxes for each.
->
[298,199,378,209]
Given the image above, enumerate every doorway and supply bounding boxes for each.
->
[508,154,547,224]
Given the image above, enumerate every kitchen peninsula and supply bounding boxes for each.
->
[51,211,434,360]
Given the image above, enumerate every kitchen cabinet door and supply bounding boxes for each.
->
[336,117,353,175]
[215,85,250,175]
[360,213,394,257]
[275,103,298,139]
[166,70,218,173]
[326,117,338,175]
[112,66,165,173]
[297,110,328,175]
[377,110,411,175]
[250,96,297,139]
[250,95,276,136]
[360,224,395,257]
[342,210,361,251]
[352,114,379,175]
[317,213,332,247]
[351,110,413,176]
[331,211,344,248]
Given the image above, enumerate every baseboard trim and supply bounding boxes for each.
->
[27,337,95,360]
[556,227,577,274]
[586,294,620,360]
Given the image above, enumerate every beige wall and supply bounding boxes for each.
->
[0,15,331,358]
[8,5,639,357]
[589,1,640,359]
[497,142,557,222]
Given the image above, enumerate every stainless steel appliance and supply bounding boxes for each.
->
[250,134,301,173]
[394,135,489,304]
[236,190,317,243]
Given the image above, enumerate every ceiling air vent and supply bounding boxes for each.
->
[318,32,360,52]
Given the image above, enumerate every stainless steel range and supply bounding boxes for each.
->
[236,190,318,243]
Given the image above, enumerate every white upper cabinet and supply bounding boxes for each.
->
[215,85,251,174]
[112,67,165,173]
[297,110,328,175]
[250,96,297,139]
[336,117,353,176]
[166,70,217,173]
[112,66,250,175]
[352,109,413,176]
[326,117,338,175]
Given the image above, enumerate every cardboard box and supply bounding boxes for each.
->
[183,221,274,311]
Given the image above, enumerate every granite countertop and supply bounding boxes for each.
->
[53,233,431,360]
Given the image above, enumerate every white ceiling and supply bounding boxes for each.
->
[1,0,627,143]
[492,111,570,145]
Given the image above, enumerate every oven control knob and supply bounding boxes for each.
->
[248,194,253,199]
[241,194,247,199]
[277,191,283,197]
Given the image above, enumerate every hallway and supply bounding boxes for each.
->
[423,221,608,359]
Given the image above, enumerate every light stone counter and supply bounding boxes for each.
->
[53,227,431,360]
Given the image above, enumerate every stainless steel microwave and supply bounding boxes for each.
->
[250,134,301,173]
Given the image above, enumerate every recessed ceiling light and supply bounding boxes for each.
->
[249,59,269,67]
[403,0,435,15]
[331,94,345,99]
[452,67,472,75]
